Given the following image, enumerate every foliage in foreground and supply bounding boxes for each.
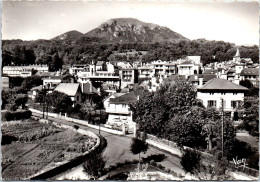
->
[83,152,107,180]
[130,137,149,163]
[181,149,233,180]
[131,75,236,159]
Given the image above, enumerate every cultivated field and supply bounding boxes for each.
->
[2,118,97,180]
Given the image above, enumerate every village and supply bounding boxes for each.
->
[1,1,259,180]
[2,47,259,180]
[2,48,259,125]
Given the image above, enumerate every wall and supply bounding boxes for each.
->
[29,108,124,135]
[197,92,244,111]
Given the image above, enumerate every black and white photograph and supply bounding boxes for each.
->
[1,0,259,180]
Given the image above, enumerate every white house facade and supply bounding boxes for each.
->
[197,78,248,112]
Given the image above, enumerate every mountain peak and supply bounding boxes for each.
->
[85,18,188,43]
[52,30,84,41]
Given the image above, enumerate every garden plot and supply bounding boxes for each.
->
[2,118,97,180]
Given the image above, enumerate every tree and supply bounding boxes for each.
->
[131,75,203,139]
[21,75,42,91]
[2,50,13,67]
[211,118,236,160]
[50,53,63,71]
[193,157,232,180]
[2,89,28,111]
[130,137,149,164]
[169,106,207,148]
[80,99,97,122]
[180,149,201,174]
[239,79,253,89]
[240,97,259,136]
[46,91,73,113]
[83,152,107,180]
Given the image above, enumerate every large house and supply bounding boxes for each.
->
[177,60,200,77]
[119,64,138,89]
[3,65,48,77]
[105,92,138,128]
[197,78,248,113]
[54,83,82,106]
[240,68,259,87]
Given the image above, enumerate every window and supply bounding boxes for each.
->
[231,101,239,109]
[77,96,79,101]
[208,100,216,107]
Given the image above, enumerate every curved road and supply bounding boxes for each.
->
[32,112,185,177]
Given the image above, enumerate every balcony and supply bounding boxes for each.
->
[106,108,131,115]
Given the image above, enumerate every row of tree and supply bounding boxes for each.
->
[2,38,259,67]
[130,75,240,160]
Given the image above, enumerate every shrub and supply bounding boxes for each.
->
[247,153,259,170]
[170,170,177,176]
[142,154,166,163]
[83,151,107,180]
[73,125,79,130]
[2,110,32,121]
[149,159,156,165]
[180,149,201,174]
[165,168,171,173]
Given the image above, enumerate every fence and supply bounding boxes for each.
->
[29,108,124,135]
[140,132,259,177]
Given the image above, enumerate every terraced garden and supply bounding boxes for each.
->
[2,118,98,180]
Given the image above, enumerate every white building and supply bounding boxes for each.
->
[69,64,87,75]
[197,78,248,112]
[3,65,48,77]
[177,60,200,77]
[105,92,138,127]
[54,83,82,106]
[240,68,259,87]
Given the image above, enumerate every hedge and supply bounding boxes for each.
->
[2,110,32,121]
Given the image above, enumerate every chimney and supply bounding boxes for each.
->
[199,78,203,86]
[71,78,74,83]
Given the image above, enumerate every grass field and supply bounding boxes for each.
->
[2,118,97,180]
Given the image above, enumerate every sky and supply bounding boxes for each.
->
[2,0,259,46]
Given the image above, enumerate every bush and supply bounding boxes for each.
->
[73,125,79,130]
[170,170,178,176]
[247,153,259,170]
[2,110,32,121]
[149,159,156,165]
[180,149,201,174]
[142,154,166,163]
[165,168,171,173]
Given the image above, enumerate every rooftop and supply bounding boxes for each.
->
[203,69,217,74]
[82,82,99,95]
[96,61,104,66]
[198,78,248,91]
[240,68,259,76]
[110,92,138,104]
[54,83,80,96]
[180,60,193,65]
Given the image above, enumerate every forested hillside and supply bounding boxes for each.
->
[2,38,259,68]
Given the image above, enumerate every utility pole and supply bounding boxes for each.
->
[42,85,45,119]
[221,98,224,158]
[46,84,50,119]
[99,109,101,135]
